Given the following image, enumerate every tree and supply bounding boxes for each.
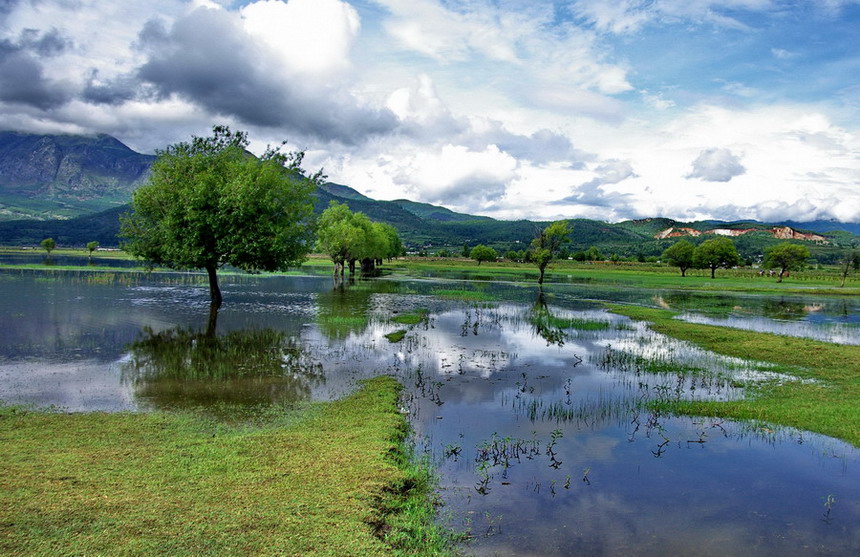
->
[470,244,498,265]
[316,201,402,275]
[662,240,695,277]
[120,126,319,308]
[529,221,570,285]
[763,242,810,282]
[838,250,860,288]
[693,237,740,279]
[86,241,99,259]
[40,237,56,255]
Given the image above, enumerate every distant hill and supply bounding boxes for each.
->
[0,131,858,263]
[0,131,155,220]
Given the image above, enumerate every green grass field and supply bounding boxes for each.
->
[607,304,860,447]
[0,377,455,556]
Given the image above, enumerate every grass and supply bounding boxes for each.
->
[392,308,429,326]
[385,329,408,343]
[431,288,495,302]
[0,377,457,556]
[607,304,860,447]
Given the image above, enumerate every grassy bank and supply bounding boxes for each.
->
[0,377,454,556]
[607,304,860,447]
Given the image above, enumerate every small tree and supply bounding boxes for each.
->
[470,244,498,265]
[529,221,570,285]
[763,242,810,282]
[120,126,320,308]
[662,240,695,277]
[86,241,99,258]
[838,250,860,287]
[693,237,740,279]
[40,237,56,255]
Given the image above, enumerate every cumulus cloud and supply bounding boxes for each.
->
[557,159,636,207]
[391,144,518,206]
[135,3,397,143]
[686,147,746,182]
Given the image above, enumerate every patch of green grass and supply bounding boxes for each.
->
[607,303,860,447]
[0,377,457,556]
[385,329,408,343]
[432,288,495,302]
[392,309,429,326]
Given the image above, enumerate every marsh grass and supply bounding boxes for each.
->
[0,377,457,556]
[432,288,495,302]
[607,304,860,446]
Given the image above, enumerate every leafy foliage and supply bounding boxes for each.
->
[693,237,741,278]
[316,201,403,274]
[120,126,319,306]
[662,239,695,276]
[39,237,55,254]
[469,244,498,265]
[529,220,570,284]
[763,242,810,281]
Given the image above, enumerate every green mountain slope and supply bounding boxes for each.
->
[0,131,155,220]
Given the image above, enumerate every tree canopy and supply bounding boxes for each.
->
[120,126,320,307]
[763,242,810,282]
[40,237,55,254]
[316,201,403,275]
[662,240,695,277]
[470,244,498,265]
[529,220,571,285]
[693,237,741,278]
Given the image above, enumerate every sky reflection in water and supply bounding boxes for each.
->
[1,271,859,555]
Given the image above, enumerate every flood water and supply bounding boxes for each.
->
[1,267,859,555]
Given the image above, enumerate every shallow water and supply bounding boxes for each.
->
[1,269,859,555]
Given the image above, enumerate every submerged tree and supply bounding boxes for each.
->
[529,221,571,285]
[662,239,695,277]
[763,242,810,282]
[120,126,321,308]
[316,201,402,276]
[693,237,740,279]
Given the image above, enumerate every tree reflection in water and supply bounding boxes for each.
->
[122,316,324,410]
[529,291,567,346]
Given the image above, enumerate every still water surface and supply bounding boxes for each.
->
[1,268,859,555]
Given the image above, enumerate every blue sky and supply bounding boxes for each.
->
[1,0,858,223]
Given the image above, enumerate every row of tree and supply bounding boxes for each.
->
[316,201,403,276]
[662,237,813,281]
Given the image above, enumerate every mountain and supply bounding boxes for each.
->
[0,131,155,220]
[0,131,858,263]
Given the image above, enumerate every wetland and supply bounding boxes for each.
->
[2,257,859,555]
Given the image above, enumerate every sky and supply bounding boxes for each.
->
[1,0,859,224]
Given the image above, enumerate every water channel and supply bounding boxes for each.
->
[1,265,858,555]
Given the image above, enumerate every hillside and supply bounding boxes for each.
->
[0,131,858,262]
[0,131,155,220]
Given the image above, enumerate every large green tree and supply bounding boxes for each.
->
[120,126,320,307]
[469,244,498,265]
[662,240,695,277]
[763,242,810,282]
[693,237,741,279]
[529,221,571,285]
[40,237,56,255]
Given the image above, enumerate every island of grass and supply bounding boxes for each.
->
[0,376,457,556]
[607,304,860,447]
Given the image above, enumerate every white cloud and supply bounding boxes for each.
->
[687,148,746,182]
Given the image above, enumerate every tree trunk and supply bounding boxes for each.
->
[681,267,686,277]
[206,303,219,337]
[206,262,222,308]
[538,264,547,285]
[777,269,785,283]
[710,266,716,279]
[348,259,356,274]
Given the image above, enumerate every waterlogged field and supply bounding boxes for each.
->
[1,266,859,555]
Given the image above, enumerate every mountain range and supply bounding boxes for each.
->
[0,131,857,262]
